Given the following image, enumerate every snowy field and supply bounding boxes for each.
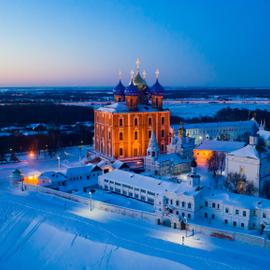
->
[1,160,270,269]
[166,103,270,118]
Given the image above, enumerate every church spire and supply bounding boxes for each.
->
[147,130,160,158]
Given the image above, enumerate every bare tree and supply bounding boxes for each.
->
[225,172,257,195]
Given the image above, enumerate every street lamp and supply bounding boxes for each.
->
[89,191,92,212]
[57,156,61,170]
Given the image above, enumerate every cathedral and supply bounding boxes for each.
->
[94,59,170,159]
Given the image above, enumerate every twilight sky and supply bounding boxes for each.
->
[0,0,270,87]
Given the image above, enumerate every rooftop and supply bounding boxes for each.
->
[176,120,255,130]
[228,144,259,160]
[195,140,245,152]
[100,169,200,196]
[96,102,169,113]
[205,190,270,210]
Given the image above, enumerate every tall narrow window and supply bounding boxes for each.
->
[119,118,123,127]
[161,129,165,138]
[148,130,152,138]
[119,148,123,156]
[134,131,138,140]
[148,117,152,126]
[161,144,165,152]
[119,132,123,140]
[161,116,165,125]
[134,118,138,126]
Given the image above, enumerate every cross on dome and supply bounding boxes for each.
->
[130,69,135,80]
[142,69,147,79]
[155,68,160,79]
[118,70,122,80]
[136,57,141,71]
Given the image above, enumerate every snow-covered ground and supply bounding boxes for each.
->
[1,159,270,269]
[166,103,270,118]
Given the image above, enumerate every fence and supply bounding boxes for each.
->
[25,184,155,222]
[25,184,270,248]
[188,222,270,248]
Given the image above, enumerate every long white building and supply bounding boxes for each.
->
[174,119,258,145]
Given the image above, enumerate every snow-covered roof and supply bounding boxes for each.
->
[258,129,270,141]
[66,165,101,177]
[228,144,259,160]
[96,102,169,113]
[39,171,67,183]
[112,160,128,169]
[205,190,270,210]
[196,140,245,152]
[157,153,188,165]
[99,169,199,196]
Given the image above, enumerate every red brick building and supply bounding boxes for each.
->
[94,61,170,159]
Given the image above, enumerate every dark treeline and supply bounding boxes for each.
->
[0,104,94,126]
[0,128,93,155]
[171,107,270,129]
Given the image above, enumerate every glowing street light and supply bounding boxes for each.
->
[57,156,61,170]
[28,151,36,159]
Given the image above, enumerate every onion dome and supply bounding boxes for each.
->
[124,80,139,96]
[113,80,125,95]
[133,72,147,90]
[150,79,164,96]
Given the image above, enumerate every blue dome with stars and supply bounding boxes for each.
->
[124,80,139,96]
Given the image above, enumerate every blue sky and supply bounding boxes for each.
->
[0,0,270,87]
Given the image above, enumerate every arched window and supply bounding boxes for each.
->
[134,148,138,156]
[161,116,165,125]
[161,129,165,138]
[134,118,138,126]
[148,117,152,126]
[119,132,123,140]
[119,118,123,127]
[148,130,152,138]
[119,148,123,156]
[134,131,138,140]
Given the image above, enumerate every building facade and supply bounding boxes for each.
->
[174,119,258,145]
[94,60,170,159]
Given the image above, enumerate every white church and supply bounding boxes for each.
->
[226,123,270,195]
[144,126,195,177]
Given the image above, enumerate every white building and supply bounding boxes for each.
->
[144,131,190,176]
[65,164,103,192]
[155,160,205,229]
[38,171,67,188]
[202,190,270,233]
[226,133,270,194]
[175,119,258,145]
[98,169,180,204]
